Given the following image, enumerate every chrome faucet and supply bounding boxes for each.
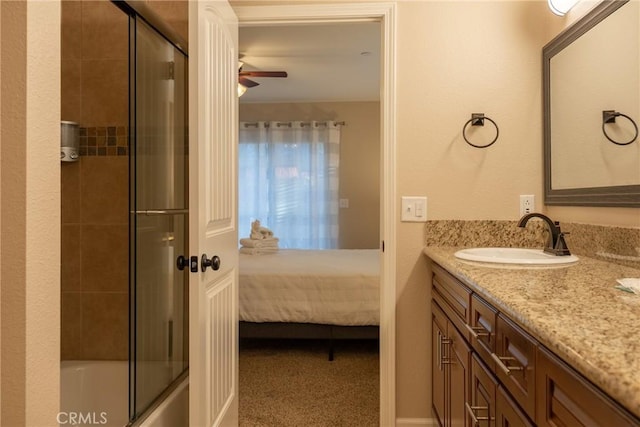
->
[517,213,571,256]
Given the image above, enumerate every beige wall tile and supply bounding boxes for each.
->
[82,292,128,360]
[61,292,83,360]
[81,59,128,128]
[81,224,128,292]
[61,224,82,292]
[80,157,128,224]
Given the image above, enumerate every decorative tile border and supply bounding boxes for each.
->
[79,126,128,157]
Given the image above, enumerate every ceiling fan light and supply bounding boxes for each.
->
[548,0,580,16]
[238,83,247,97]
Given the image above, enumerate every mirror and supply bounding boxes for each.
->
[544,0,640,206]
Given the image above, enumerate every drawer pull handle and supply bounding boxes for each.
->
[440,336,453,366]
[437,331,442,371]
[465,402,492,426]
[491,353,524,376]
[465,323,490,338]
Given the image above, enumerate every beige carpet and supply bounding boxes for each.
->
[239,339,379,427]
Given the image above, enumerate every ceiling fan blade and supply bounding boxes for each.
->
[239,71,288,78]
[239,76,260,88]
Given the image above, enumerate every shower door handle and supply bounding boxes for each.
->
[176,255,189,271]
[201,254,221,272]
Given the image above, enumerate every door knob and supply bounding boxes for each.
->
[201,254,221,271]
[176,255,189,271]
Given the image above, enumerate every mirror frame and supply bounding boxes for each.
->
[543,0,640,207]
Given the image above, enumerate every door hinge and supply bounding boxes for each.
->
[382,240,385,252]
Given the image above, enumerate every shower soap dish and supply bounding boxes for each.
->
[614,278,640,294]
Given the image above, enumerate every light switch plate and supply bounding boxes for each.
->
[401,196,428,222]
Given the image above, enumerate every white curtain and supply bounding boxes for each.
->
[239,120,341,249]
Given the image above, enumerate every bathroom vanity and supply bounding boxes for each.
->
[424,246,640,426]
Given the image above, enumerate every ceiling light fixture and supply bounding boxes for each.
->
[548,0,580,16]
[238,83,247,97]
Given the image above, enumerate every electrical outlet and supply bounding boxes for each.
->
[519,195,535,216]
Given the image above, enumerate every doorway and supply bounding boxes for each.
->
[233,3,397,425]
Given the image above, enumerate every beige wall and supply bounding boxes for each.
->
[239,102,381,249]
[1,1,61,425]
[395,1,558,417]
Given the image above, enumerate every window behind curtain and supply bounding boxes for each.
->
[238,121,340,249]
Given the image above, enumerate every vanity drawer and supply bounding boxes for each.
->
[468,294,497,371]
[536,346,640,427]
[432,264,471,326]
[495,314,537,421]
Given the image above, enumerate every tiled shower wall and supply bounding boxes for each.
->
[61,0,188,360]
[61,0,129,361]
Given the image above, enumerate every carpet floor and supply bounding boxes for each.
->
[239,339,380,427]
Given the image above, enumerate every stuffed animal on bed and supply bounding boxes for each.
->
[250,219,274,240]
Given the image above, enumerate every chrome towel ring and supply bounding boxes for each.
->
[462,113,499,148]
[602,110,638,146]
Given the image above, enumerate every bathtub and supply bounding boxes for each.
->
[60,361,189,427]
[60,361,129,427]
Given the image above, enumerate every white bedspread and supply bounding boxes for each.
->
[239,249,380,326]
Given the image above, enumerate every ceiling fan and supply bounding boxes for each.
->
[238,63,288,96]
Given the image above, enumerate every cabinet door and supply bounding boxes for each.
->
[469,354,497,427]
[449,323,471,427]
[536,347,640,427]
[495,315,537,420]
[432,301,448,426]
[496,385,534,427]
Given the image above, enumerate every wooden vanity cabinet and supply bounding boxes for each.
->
[430,261,640,427]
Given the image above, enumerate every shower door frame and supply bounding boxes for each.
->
[112,1,190,425]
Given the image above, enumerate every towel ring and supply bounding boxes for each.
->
[462,113,499,148]
[602,110,638,146]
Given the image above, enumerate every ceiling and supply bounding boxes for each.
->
[238,22,381,104]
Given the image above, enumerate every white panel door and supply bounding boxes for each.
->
[188,1,238,426]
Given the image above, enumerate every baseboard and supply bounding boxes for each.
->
[396,418,438,427]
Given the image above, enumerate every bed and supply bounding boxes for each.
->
[238,249,380,359]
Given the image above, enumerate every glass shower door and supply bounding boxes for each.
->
[130,18,188,420]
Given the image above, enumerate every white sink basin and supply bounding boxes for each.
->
[454,247,579,266]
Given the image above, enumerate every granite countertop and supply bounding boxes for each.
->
[423,246,640,419]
